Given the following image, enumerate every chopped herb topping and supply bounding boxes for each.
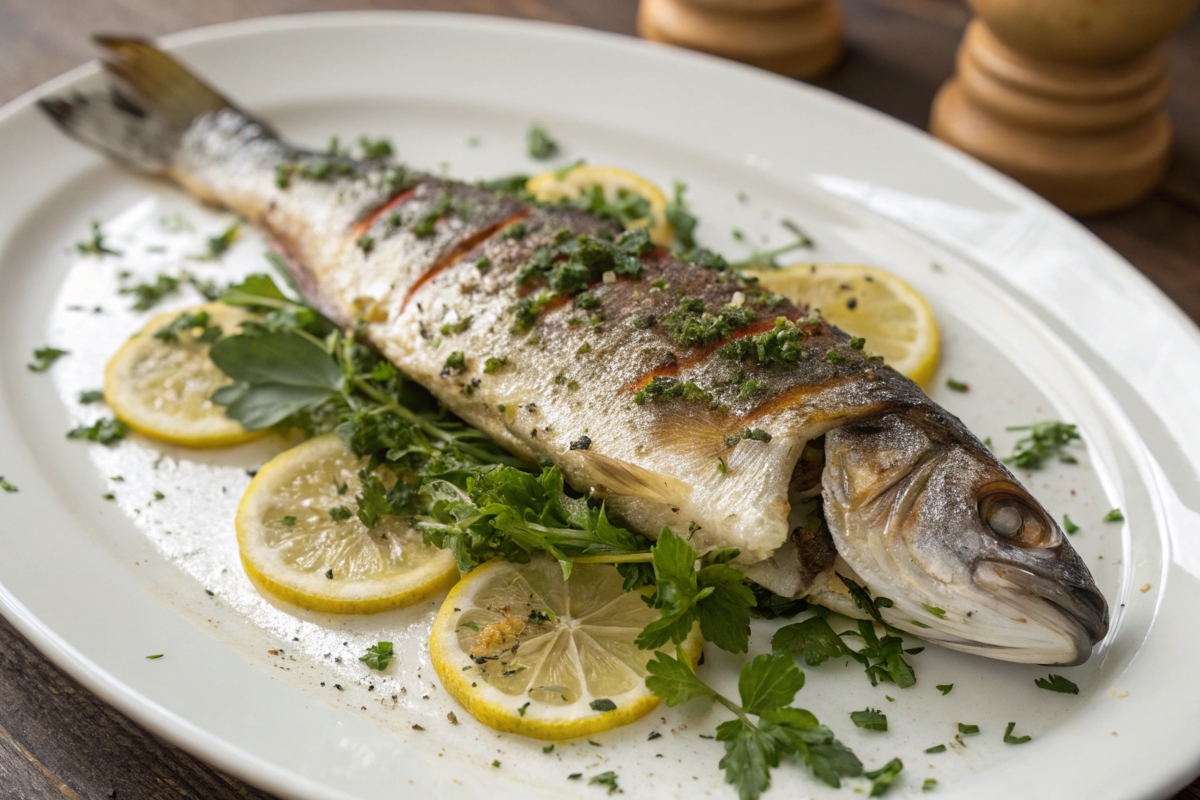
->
[442,351,466,375]
[440,315,473,336]
[1035,674,1079,694]
[154,310,222,344]
[1104,508,1124,522]
[850,708,887,731]
[193,224,239,261]
[864,758,903,797]
[358,136,393,159]
[634,376,711,406]
[410,192,454,238]
[824,348,846,365]
[936,684,953,695]
[67,418,128,445]
[329,506,352,521]
[724,428,772,447]
[958,723,980,735]
[1005,421,1081,469]
[664,182,698,252]
[570,435,592,451]
[483,356,508,374]
[923,778,938,791]
[739,379,766,399]
[588,771,620,795]
[501,221,528,240]
[1003,722,1032,744]
[359,641,394,670]
[0,477,17,493]
[924,744,946,754]
[922,604,946,619]
[76,221,121,256]
[281,515,297,526]
[849,336,866,350]
[509,290,557,332]
[946,378,969,392]
[119,273,181,311]
[356,235,374,255]
[518,228,650,296]
[526,124,560,160]
[718,317,807,366]
[728,221,813,271]
[1063,514,1079,534]
[28,346,68,372]
[589,698,617,712]
[145,654,164,660]
[663,299,755,348]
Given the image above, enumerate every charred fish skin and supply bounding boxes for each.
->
[40,36,1109,665]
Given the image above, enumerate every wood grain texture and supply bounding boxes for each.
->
[0,0,1197,798]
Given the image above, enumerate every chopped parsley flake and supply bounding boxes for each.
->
[922,604,947,619]
[1004,421,1081,469]
[281,515,296,526]
[589,698,617,712]
[1035,674,1079,694]
[442,351,466,375]
[936,684,953,695]
[67,418,128,445]
[946,378,969,392]
[957,723,979,735]
[663,299,755,348]
[120,273,181,311]
[329,506,352,521]
[78,390,104,404]
[28,346,68,372]
[724,428,772,446]
[864,758,903,797]
[850,708,887,731]
[1063,514,1079,534]
[1003,722,1032,744]
[924,744,946,754]
[588,772,620,795]
[440,315,473,336]
[718,317,806,366]
[526,124,560,160]
[194,225,239,261]
[483,356,508,374]
[1104,508,1124,522]
[358,136,393,159]
[634,376,711,406]
[76,221,122,256]
[359,641,394,670]
[923,778,938,792]
[356,235,374,255]
[154,310,222,344]
[0,477,17,493]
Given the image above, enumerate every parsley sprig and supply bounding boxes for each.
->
[1005,421,1082,469]
[646,649,866,800]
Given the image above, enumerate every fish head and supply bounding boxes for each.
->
[821,409,1109,665]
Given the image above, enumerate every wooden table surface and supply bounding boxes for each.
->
[1,0,1198,797]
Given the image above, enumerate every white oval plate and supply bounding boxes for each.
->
[2,12,1199,800]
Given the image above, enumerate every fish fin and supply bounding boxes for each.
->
[38,36,236,174]
[568,450,692,508]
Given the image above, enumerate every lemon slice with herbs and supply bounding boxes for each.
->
[753,262,940,387]
[527,165,673,246]
[236,433,459,614]
[104,302,264,447]
[430,557,702,740]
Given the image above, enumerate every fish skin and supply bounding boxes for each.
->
[39,37,1109,664]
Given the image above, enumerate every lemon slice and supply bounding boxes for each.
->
[104,302,263,447]
[430,557,702,740]
[753,263,940,387]
[236,433,459,614]
[527,165,673,246]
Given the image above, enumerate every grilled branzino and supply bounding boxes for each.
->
[41,37,1109,665]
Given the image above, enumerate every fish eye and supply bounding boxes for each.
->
[979,492,1051,548]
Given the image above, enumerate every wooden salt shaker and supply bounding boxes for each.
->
[638,0,843,80]
[931,0,1198,215]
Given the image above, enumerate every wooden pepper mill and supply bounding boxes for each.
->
[931,0,1198,215]
[638,0,843,80]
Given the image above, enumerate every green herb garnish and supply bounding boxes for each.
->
[76,221,121,256]
[1035,674,1079,694]
[588,772,620,795]
[1003,722,1032,744]
[526,124,560,160]
[28,346,68,372]
[1063,514,1079,534]
[67,418,128,445]
[1104,508,1124,522]
[1005,421,1081,469]
[359,641,394,670]
[850,709,888,732]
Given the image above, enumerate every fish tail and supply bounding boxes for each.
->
[37,36,237,174]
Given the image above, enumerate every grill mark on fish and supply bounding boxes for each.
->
[351,187,417,238]
[400,210,529,311]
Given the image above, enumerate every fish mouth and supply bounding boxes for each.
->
[974,560,1109,666]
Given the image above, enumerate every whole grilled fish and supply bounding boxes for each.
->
[41,38,1108,665]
